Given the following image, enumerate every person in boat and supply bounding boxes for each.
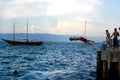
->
[111,28,119,49]
[69,37,94,46]
[106,30,110,47]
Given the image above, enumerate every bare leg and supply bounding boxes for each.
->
[87,40,94,47]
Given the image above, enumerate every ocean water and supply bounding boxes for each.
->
[0,41,101,80]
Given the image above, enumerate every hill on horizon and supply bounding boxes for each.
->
[0,33,104,42]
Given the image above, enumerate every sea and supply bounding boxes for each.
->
[0,41,102,80]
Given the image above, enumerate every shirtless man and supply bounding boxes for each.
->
[111,28,119,49]
[106,30,110,47]
[69,37,94,47]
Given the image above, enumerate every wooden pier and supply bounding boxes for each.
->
[97,48,120,80]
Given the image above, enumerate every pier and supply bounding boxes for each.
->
[97,48,120,80]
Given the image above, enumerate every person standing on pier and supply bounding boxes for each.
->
[111,28,119,49]
[106,30,110,47]
[119,27,120,47]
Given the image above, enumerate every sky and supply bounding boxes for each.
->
[0,0,120,37]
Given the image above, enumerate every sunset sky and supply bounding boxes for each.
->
[0,0,120,37]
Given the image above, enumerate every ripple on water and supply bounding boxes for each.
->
[0,42,100,80]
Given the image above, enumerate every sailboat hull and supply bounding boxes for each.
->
[2,39,43,46]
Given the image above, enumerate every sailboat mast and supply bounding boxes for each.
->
[13,19,15,41]
[26,18,28,41]
[84,19,87,37]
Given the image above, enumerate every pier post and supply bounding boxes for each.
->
[118,62,120,79]
[96,50,102,79]
[107,52,112,78]
[102,61,107,79]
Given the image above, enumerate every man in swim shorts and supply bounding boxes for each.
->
[111,28,119,49]
[69,37,94,47]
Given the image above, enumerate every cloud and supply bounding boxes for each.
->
[47,19,105,36]
[46,0,103,16]
[0,0,104,36]
[0,0,103,18]
[26,18,104,36]
[0,0,47,18]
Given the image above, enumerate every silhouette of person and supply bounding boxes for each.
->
[13,70,19,75]
[111,28,119,49]
[106,30,110,47]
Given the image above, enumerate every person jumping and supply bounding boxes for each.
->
[69,37,94,47]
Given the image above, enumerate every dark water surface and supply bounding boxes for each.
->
[0,41,101,80]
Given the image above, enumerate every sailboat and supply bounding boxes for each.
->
[2,19,43,46]
[69,20,87,41]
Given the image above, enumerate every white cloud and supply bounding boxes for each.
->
[47,19,104,36]
[0,0,47,18]
[46,0,102,16]
[0,0,104,36]
[25,19,104,36]
[0,0,103,18]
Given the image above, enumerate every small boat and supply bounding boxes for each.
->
[2,19,43,46]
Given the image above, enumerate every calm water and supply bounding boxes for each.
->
[0,41,101,80]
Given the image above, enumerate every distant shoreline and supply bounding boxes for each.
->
[0,33,104,42]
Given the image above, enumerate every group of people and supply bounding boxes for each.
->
[106,27,120,49]
[69,27,120,49]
